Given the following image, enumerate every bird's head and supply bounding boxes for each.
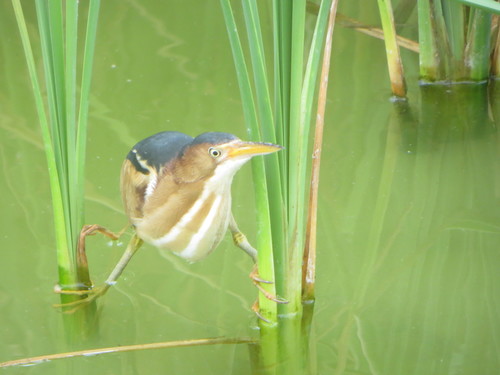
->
[173,132,282,183]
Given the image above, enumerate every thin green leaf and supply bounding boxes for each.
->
[219,0,278,322]
[240,0,287,311]
[11,0,73,286]
[66,0,79,250]
[286,0,331,313]
[286,0,307,313]
[453,0,500,14]
[76,0,101,240]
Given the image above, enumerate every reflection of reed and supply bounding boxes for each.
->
[330,85,499,374]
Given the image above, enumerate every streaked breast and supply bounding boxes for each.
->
[134,178,232,262]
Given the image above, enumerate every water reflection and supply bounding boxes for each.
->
[0,0,499,373]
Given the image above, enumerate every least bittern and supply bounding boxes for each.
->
[61,131,284,309]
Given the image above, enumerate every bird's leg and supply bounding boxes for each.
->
[55,224,128,296]
[229,214,287,304]
[98,234,143,295]
[229,215,257,262]
[55,233,143,312]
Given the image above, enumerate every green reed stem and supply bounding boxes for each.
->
[11,0,73,288]
[285,0,332,315]
[418,0,498,81]
[222,0,333,322]
[285,0,307,315]
[465,8,491,80]
[274,0,292,187]
[65,0,80,252]
[418,0,447,81]
[240,2,287,304]
[442,0,465,78]
[220,0,278,323]
[77,0,101,256]
[491,25,500,76]
[377,0,406,96]
[222,1,336,370]
[12,2,101,337]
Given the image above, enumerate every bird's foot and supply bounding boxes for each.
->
[80,224,121,241]
[251,300,272,323]
[53,284,108,313]
[249,264,288,304]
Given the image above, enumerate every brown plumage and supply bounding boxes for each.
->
[120,131,281,262]
[60,131,284,312]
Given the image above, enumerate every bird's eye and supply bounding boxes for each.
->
[208,147,221,158]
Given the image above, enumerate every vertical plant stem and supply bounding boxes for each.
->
[286,0,307,315]
[442,0,465,78]
[302,0,338,302]
[13,0,101,341]
[241,0,275,142]
[222,0,335,322]
[240,0,287,313]
[287,0,332,314]
[491,15,500,76]
[46,0,67,166]
[76,0,101,281]
[220,0,278,323]
[35,0,74,264]
[278,0,292,150]
[65,0,80,268]
[274,0,292,188]
[377,0,406,96]
[465,8,492,80]
[418,0,441,81]
[432,0,452,78]
[11,0,74,289]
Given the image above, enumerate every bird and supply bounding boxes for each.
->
[62,131,283,307]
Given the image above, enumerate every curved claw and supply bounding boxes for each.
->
[251,300,271,323]
[249,265,288,304]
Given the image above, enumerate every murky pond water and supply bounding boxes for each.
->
[0,1,498,374]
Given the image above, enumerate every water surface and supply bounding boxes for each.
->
[0,1,498,374]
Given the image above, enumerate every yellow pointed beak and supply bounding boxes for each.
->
[225,141,283,158]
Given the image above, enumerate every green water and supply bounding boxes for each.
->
[0,1,499,374]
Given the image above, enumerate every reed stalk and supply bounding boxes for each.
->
[491,16,500,76]
[221,0,333,327]
[464,8,492,80]
[418,0,498,82]
[377,0,406,96]
[12,0,100,339]
[220,0,279,323]
[302,0,338,302]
